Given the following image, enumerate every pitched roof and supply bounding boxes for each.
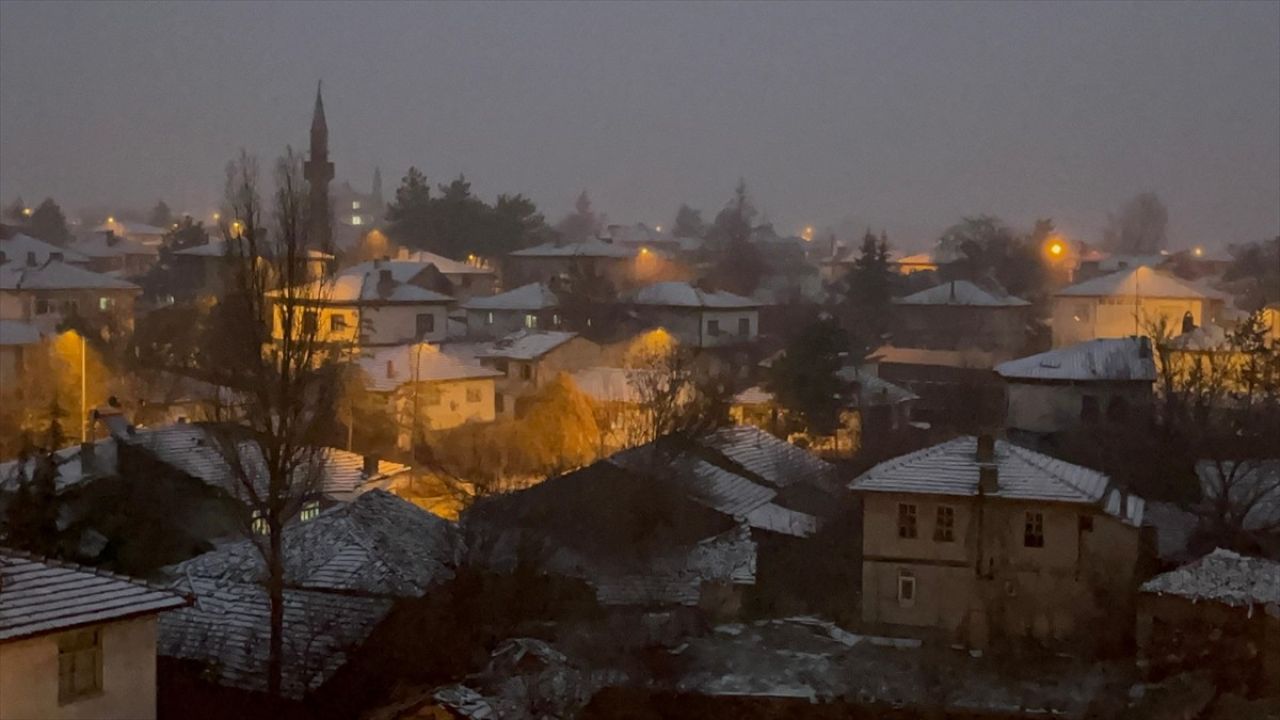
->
[173,240,229,257]
[70,231,160,258]
[851,436,1144,526]
[893,280,1029,307]
[0,258,140,291]
[632,281,761,309]
[508,239,639,259]
[0,233,91,264]
[995,337,1156,382]
[358,343,502,392]
[462,282,559,311]
[401,250,492,275]
[94,220,167,236]
[0,319,43,346]
[1,548,188,642]
[475,330,578,360]
[1055,266,1223,300]
[1140,548,1280,607]
[317,266,451,304]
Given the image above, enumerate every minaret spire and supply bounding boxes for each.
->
[304,81,334,251]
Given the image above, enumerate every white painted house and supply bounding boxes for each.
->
[1052,266,1225,348]
[461,282,562,339]
[630,281,761,348]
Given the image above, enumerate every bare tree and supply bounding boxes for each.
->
[624,343,729,446]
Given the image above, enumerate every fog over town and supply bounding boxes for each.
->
[0,2,1277,719]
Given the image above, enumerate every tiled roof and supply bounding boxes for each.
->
[632,282,761,309]
[1,548,188,642]
[995,337,1156,382]
[475,330,578,360]
[1055,266,1223,300]
[851,436,1144,526]
[0,319,43,346]
[70,231,160,258]
[508,239,639,259]
[893,280,1029,307]
[0,233,91,264]
[0,258,140,291]
[1140,548,1280,607]
[702,426,839,492]
[358,343,502,392]
[462,283,559,311]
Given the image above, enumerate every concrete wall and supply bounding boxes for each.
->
[273,302,448,347]
[393,377,497,449]
[0,617,159,720]
[1052,295,1208,347]
[1004,381,1152,435]
[483,336,603,412]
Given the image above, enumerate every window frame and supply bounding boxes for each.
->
[330,313,348,332]
[707,319,721,336]
[897,570,916,608]
[300,500,321,522]
[416,312,436,338]
[737,317,751,336]
[897,502,918,539]
[58,628,103,704]
[934,505,955,542]
[1024,511,1045,548]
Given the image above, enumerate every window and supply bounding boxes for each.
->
[493,359,508,373]
[707,319,721,336]
[58,629,102,704]
[302,311,318,335]
[352,200,361,210]
[98,296,114,311]
[552,313,562,328]
[520,363,533,380]
[1106,396,1128,423]
[738,317,750,336]
[524,313,538,329]
[351,215,363,226]
[1081,395,1099,423]
[300,500,321,522]
[495,394,505,414]
[1072,303,1092,322]
[897,503,918,539]
[897,570,916,608]
[486,312,494,325]
[330,314,347,332]
[934,505,955,542]
[36,298,50,315]
[1024,511,1045,548]
[466,387,482,403]
[251,510,269,535]
[416,313,436,338]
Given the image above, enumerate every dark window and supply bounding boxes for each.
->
[330,314,347,332]
[1106,396,1128,423]
[707,319,721,336]
[738,317,750,335]
[302,311,318,335]
[495,394,505,413]
[416,313,436,338]
[1081,395,1099,423]
[897,503,918,539]
[934,505,955,542]
[493,359,508,373]
[521,364,533,380]
[35,298,50,314]
[1024,512,1045,548]
[58,629,102,703]
[897,570,916,607]
[466,387,482,403]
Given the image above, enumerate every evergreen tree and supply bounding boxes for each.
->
[705,180,764,296]
[386,167,433,243]
[4,196,26,222]
[672,204,706,238]
[554,191,602,243]
[28,198,71,245]
[45,394,67,450]
[766,317,853,436]
[148,200,173,228]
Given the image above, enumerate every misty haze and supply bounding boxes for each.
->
[0,2,1277,719]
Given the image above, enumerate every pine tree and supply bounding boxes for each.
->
[29,198,71,245]
[148,200,173,228]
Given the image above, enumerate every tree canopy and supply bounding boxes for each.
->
[1104,192,1168,255]
[28,197,72,245]
[554,191,603,244]
[766,317,852,437]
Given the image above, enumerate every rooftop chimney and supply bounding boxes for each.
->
[976,434,995,463]
[27,251,37,266]
[979,465,999,494]
[81,442,97,479]
[362,454,379,477]
[377,269,395,298]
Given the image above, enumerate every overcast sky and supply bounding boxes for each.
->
[1,1,1277,250]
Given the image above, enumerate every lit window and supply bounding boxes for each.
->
[58,629,102,704]
[330,314,347,332]
[466,387,482,403]
[934,506,955,542]
[524,313,537,329]
[98,296,114,311]
[251,510,269,535]
[897,503,918,539]
[897,570,916,608]
[1024,512,1045,548]
[552,313,561,327]
[352,201,361,210]
[300,500,321,522]
[351,215,364,226]
[486,312,494,325]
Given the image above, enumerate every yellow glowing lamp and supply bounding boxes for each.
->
[1049,241,1064,257]
[1193,247,1203,257]
[21,207,32,217]
[106,216,115,224]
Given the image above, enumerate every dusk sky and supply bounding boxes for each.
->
[1,1,1277,251]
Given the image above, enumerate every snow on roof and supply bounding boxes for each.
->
[94,220,166,236]
[893,280,1029,307]
[70,231,159,258]
[401,250,492,275]
[359,343,502,392]
[159,575,391,699]
[702,426,839,492]
[995,337,1156,382]
[1140,548,1280,607]
[1167,323,1229,350]
[851,436,1144,526]
[632,281,761,309]
[462,282,559,311]
[871,345,998,370]
[0,233,91,264]
[590,526,757,606]
[475,330,578,360]
[1056,266,1223,300]
[173,240,228,257]
[835,368,921,406]
[508,238,639,259]
[0,548,187,642]
[1094,253,1168,272]
[0,257,140,291]
[0,319,43,346]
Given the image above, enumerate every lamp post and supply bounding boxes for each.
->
[80,332,87,443]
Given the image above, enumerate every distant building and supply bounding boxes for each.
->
[891,280,1031,356]
[0,319,43,393]
[0,549,187,720]
[851,435,1146,651]
[503,238,657,290]
[0,233,91,268]
[69,232,159,278]
[868,345,1005,431]
[91,220,167,248]
[893,252,941,275]
[995,337,1156,445]
[1051,266,1225,347]
[474,330,603,415]
[398,249,496,299]
[630,281,761,348]
[0,254,141,332]
[461,282,562,339]
[332,167,385,229]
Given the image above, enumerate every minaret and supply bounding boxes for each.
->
[371,166,384,219]
[304,82,334,250]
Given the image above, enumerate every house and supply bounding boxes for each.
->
[0,318,43,392]
[630,281,761,348]
[0,548,188,720]
[995,337,1156,445]
[474,330,603,415]
[868,345,1005,431]
[894,252,941,275]
[891,280,1031,356]
[358,343,502,449]
[503,238,651,290]
[1074,252,1171,283]
[158,490,461,701]
[851,435,1146,650]
[1137,549,1280,696]
[69,231,160,277]
[93,219,167,247]
[461,282,562,339]
[0,233,91,268]
[0,254,141,332]
[399,249,496,299]
[1051,266,1225,347]
[269,263,453,349]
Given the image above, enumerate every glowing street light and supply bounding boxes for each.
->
[1049,241,1064,257]
[802,226,815,242]
[106,215,115,224]
[654,225,663,233]
[213,212,221,222]
[21,207,32,217]
[1193,246,1204,257]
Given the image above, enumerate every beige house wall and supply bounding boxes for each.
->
[1052,295,1207,347]
[0,617,159,720]
[0,288,138,330]
[392,377,496,449]
[273,302,449,347]
[487,336,603,413]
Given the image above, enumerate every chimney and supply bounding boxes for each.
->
[979,465,999,494]
[27,251,37,266]
[49,251,63,263]
[949,280,957,302]
[362,454,379,477]
[976,434,995,463]
[81,442,97,479]
[1181,311,1195,335]
[377,269,395,298]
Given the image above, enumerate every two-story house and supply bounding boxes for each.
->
[69,231,160,278]
[851,435,1145,651]
[0,255,141,333]
[1,234,92,269]
[461,282,563,339]
[891,280,1031,357]
[630,281,761,348]
[503,239,654,290]
[1051,266,1225,347]
[474,330,603,415]
[0,549,188,720]
[398,249,496,299]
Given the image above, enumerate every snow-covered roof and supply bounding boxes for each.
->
[462,282,559,311]
[94,220,166,236]
[70,231,160,258]
[286,265,452,305]
[893,280,1029,307]
[0,548,187,642]
[359,343,502,392]
[632,281,761,309]
[995,337,1156,382]
[702,426,839,492]
[0,319,43,346]
[475,330,578,360]
[1140,548,1280,607]
[0,233,91,265]
[0,258,140,291]
[1056,266,1223,300]
[173,240,228,257]
[568,366,645,403]
[851,436,1144,526]
[508,239,639,259]
[835,368,921,406]
[401,250,493,276]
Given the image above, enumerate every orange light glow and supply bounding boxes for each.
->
[21,207,32,217]
[1193,247,1204,257]
[1049,242,1064,256]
